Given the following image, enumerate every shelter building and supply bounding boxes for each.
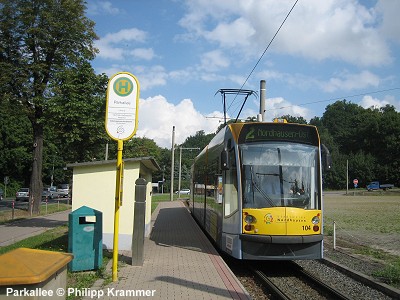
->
[67,157,160,250]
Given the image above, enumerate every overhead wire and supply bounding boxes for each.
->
[207,87,400,120]
[226,0,300,119]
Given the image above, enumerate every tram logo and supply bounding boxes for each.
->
[264,213,273,224]
[245,127,256,140]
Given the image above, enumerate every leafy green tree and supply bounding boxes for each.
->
[319,100,400,188]
[373,105,400,184]
[245,116,257,122]
[277,115,307,124]
[123,137,162,160]
[321,100,365,154]
[0,0,98,213]
[182,130,215,150]
[0,99,32,186]
[216,119,237,133]
[155,148,172,193]
[48,61,108,164]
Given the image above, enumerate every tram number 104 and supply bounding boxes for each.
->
[302,225,311,231]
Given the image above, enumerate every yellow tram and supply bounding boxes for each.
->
[189,120,331,260]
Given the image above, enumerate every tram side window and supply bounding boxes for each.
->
[193,168,205,198]
[224,149,238,217]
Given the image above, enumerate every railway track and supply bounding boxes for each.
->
[227,257,397,300]
[252,262,351,300]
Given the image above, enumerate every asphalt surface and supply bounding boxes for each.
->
[0,209,70,247]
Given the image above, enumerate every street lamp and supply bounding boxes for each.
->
[178,147,200,198]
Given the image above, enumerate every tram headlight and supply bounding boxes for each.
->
[244,214,256,231]
[312,215,320,232]
[244,215,256,224]
[311,216,320,224]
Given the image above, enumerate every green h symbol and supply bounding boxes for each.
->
[118,80,130,92]
[114,77,133,96]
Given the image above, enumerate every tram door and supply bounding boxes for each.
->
[221,146,242,257]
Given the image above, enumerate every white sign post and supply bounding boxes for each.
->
[105,72,140,141]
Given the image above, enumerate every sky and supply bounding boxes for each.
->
[86,0,400,148]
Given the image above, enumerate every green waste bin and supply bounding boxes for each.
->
[68,206,103,271]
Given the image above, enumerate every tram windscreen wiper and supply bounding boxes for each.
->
[277,148,284,206]
[254,148,284,206]
[250,166,275,207]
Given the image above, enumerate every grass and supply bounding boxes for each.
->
[324,194,400,234]
[323,192,400,286]
[2,192,399,292]
[66,253,112,300]
[0,202,112,300]
[151,193,186,212]
[0,225,112,300]
[0,225,69,255]
[374,261,400,285]
[0,194,177,297]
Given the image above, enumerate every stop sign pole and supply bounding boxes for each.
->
[105,72,140,282]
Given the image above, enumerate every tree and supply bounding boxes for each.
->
[321,100,365,154]
[0,99,32,186]
[318,100,400,188]
[48,61,108,164]
[0,0,98,213]
[123,137,162,160]
[182,130,215,150]
[277,115,307,124]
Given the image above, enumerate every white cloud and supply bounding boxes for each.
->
[135,96,222,148]
[87,1,120,15]
[321,70,380,92]
[179,0,393,67]
[136,66,168,90]
[199,50,230,71]
[359,95,399,111]
[95,28,148,60]
[98,1,120,15]
[205,17,255,48]
[376,0,400,44]
[95,65,168,91]
[263,97,311,121]
[104,28,146,44]
[132,94,317,148]
[129,48,156,61]
[359,95,389,110]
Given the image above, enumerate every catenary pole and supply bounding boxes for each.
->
[170,126,175,201]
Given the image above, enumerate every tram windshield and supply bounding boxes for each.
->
[240,142,319,209]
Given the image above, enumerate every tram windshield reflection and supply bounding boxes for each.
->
[240,142,319,209]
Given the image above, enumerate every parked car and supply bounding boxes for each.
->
[57,184,70,198]
[16,188,30,201]
[366,181,394,191]
[175,189,190,195]
[42,186,59,199]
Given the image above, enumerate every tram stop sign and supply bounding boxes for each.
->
[105,72,140,141]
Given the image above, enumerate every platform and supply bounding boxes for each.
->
[86,200,250,299]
